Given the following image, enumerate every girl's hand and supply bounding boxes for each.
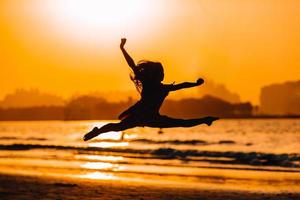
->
[120,38,127,48]
[196,78,204,85]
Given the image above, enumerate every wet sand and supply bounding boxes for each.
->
[0,173,299,200]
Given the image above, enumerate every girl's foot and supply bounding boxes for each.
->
[83,127,100,141]
[203,116,219,126]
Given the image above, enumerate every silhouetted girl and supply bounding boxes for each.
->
[84,38,218,141]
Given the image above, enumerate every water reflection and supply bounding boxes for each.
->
[79,172,117,180]
[80,160,121,180]
[88,142,129,148]
[96,131,122,140]
[77,155,124,162]
[81,161,118,170]
[123,133,138,140]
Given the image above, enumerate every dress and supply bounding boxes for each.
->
[118,83,173,126]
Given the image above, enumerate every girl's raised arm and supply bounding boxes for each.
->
[120,38,136,72]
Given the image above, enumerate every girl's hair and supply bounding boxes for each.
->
[130,60,164,93]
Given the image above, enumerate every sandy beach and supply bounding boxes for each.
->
[0,173,299,200]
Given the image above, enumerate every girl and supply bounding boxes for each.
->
[83,38,219,141]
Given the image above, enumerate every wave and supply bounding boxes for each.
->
[128,139,208,145]
[0,144,299,168]
[0,137,17,140]
[92,139,237,145]
[1,137,237,146]
[0,137,46,141]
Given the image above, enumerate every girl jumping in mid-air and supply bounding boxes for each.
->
[83,38,219,141]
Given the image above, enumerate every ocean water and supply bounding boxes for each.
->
[0,119,300,191]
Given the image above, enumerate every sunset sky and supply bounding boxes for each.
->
[1,0,299,104]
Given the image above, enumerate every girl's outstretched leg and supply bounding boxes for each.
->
[83,121,136,141]
[147,116,219,128]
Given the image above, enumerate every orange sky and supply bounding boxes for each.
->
[1,0,300,104]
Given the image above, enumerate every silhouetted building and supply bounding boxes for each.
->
[64,96,131,120]
[197,80,240,103]
[161,95,252,118]
[0,89,65,108]
[260,80,300,115]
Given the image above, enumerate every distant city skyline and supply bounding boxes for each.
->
[0,78,241,107]
[1,79,299,117]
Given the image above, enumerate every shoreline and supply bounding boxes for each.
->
[0,117,300,122]
[0,173,299,200]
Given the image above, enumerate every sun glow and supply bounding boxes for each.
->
[43,0,151,42]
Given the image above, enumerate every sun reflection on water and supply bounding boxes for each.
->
[80,161,121,180]
[79,172,117,180]
[88,142,129,148]
[77,155,124,162]
[123,133,138,140]
[97,131,122,140]
[81,161,118,170]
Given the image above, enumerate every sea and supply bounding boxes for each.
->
[0,119,300,192]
